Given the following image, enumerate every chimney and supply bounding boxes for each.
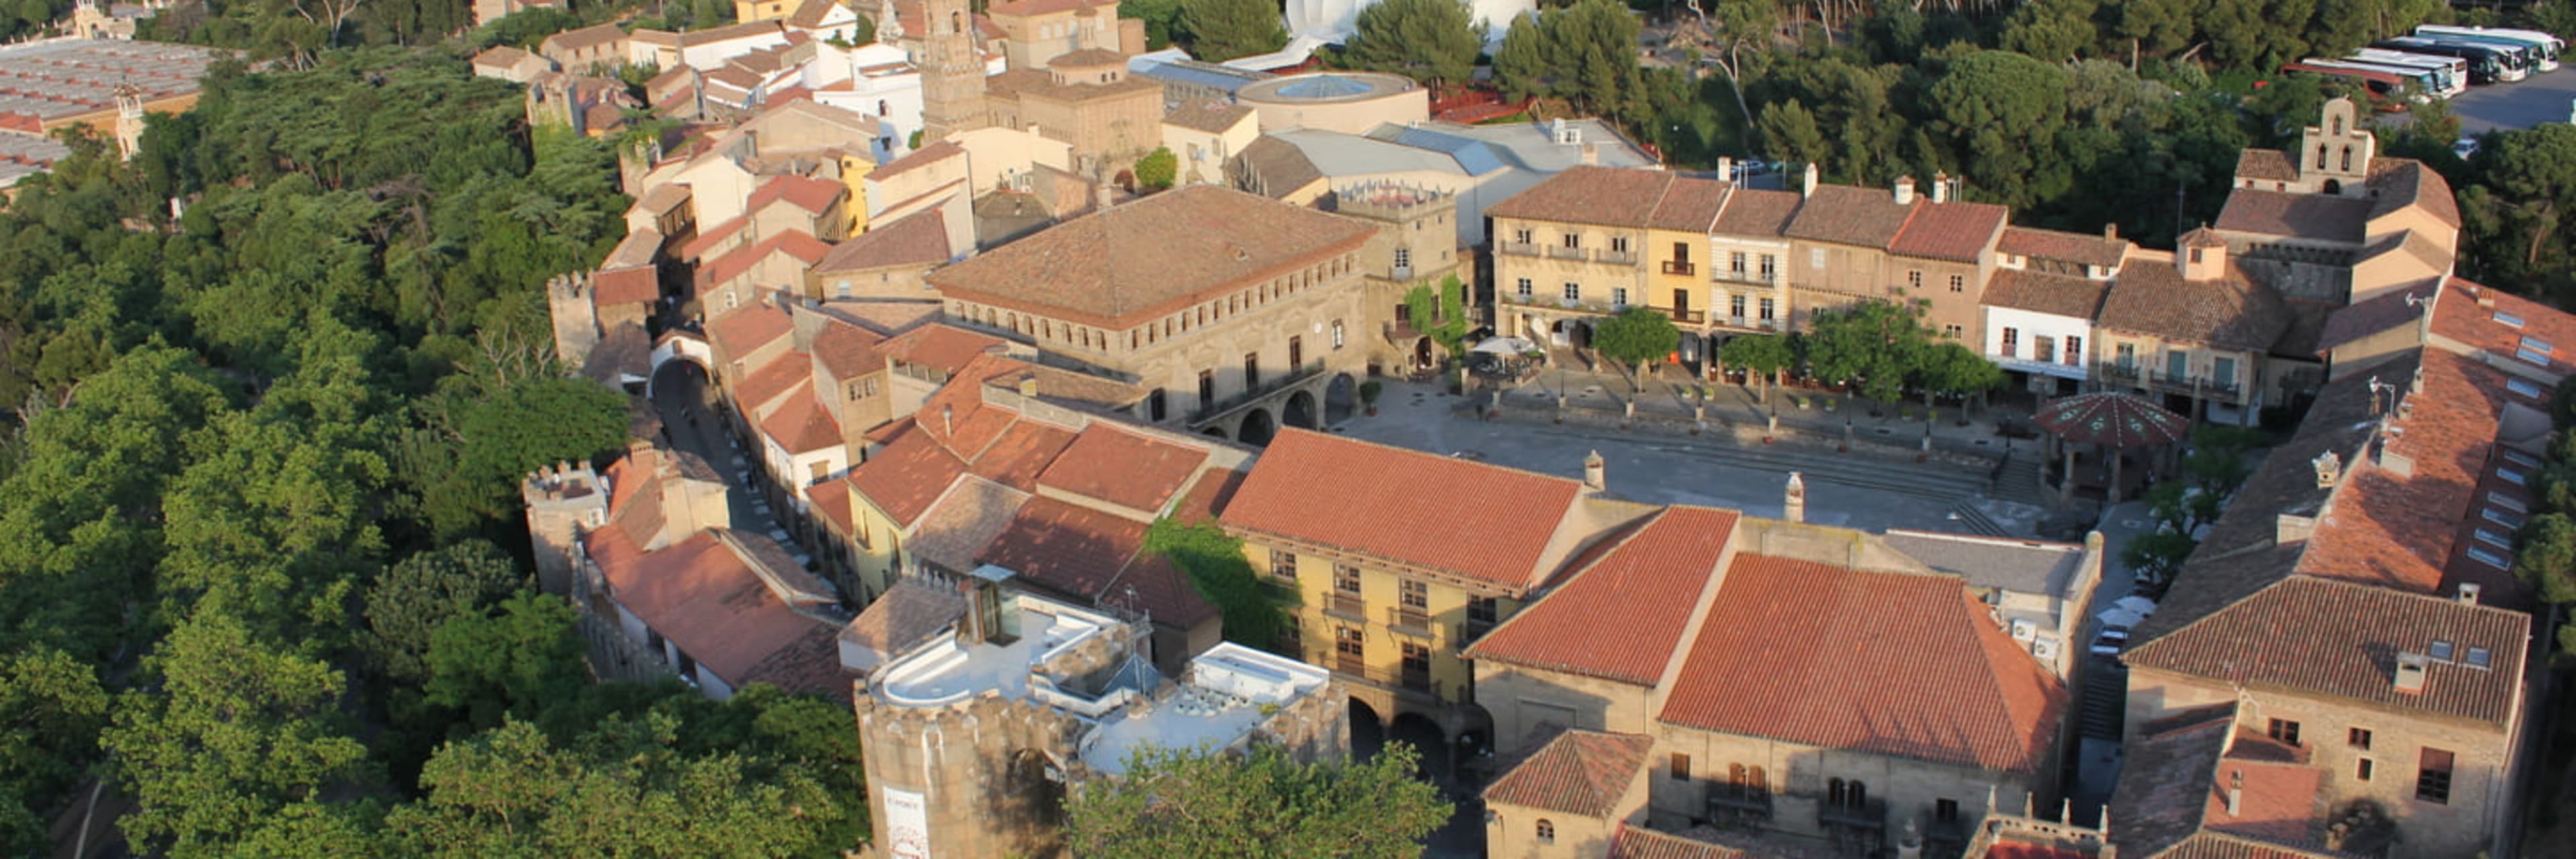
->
[1582,450,1605,493]
[2458,582,2483,605]
[2312,450,2341,489]
[1717,156,1733,181]
[2178,228,2226,281]
[1802,162,1819,199]
[1929,170,1948,203]
[1095,177,1114,211]
[1018,374,1038,398]
[1580,143,1598,166]
[2104,222,2118,240]
[2394,652,2430,693]
[1893,176,1916,205]
[942,404,955,437]
[1784,471,1807,523]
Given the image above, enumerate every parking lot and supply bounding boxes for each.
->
[2449,64,2576,134]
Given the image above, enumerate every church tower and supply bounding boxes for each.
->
[916,0,989,142]
[113,83,144,162]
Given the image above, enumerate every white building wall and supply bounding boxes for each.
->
[1982,305,2094,382]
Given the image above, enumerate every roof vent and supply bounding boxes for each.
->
[2313,450,2342,489]
[2394,652,2430,693]
[2458,582,2483,605]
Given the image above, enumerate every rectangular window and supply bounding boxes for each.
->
[2214,356,2238,387]
[1516,277,1533,297]
[2509,377,2544,397]
[2489,492,2529,514]
[1562,232,1581,249]
[1670,754,1691,782]
[2500,467,2528,485]
[2485,507,2526,528]
[1243,352,1260,387]
[2430,640,2455,662]
[2496,310,2526,327]
[2350,727,2373,750]
[1269,550,1298,583]
[1198,369,1214,406]
[2033,336,2057,364]
[2165,350,2190,379]
[1332,319,1346,349]
[2467,647,2493,669]
[1564,283,1580,301]
[1758,254,1777,281]
[2268,719,2302,747]
[2001,327,2019,358]
[1935,799,1960,822]
[1907,270,1923,290]
[1514,228,1533,244]
[1730,294,1747,318]
[1611,236,1629,254]
[1943,324,1963,338]
[2468,546,2510,568]
[1613,287,1629,306]
[1758,298,1775,321]
[1289,336,1303,369]
[2416,748,2454,804]
[1810,248,1827,269]
[1393,247,1411,268]
[1334,564,1362,595]
[2116,342,2136,366]
[1400,640,1431,672]
[1731,251,1748,275]
[1672,242,1690,262]
[2358,758,2375,781]
[2065,335,2082,366]
[2477,528,2513,548]
[1399,579,1428,611]
[1466,597,1498,625]
[1336,627,1364,657]
[1949,273,1966,293]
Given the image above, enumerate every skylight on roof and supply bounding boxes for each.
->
[2521,336,2553,354]
[2477,528,2512,549]
[2495,311,2526,328]
[2489,492,2530,514]
[2518,348,2553,366]
[2429,640,2455,662]
[2467,647,2493,669]
[2500,467,2528,485]
[2506,449,2542,468]
[2484,507,2526,528]
[2467,546,2510,568]
[2509,378,2545,398]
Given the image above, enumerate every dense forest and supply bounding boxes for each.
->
[0,50,866,858]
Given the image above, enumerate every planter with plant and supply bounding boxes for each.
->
[1359,381,1383,415]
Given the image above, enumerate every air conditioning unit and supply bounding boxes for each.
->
[2031,637,2061,661]
[2010,619,2038,642]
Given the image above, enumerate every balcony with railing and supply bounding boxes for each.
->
[1597,248,1638,265]
[2148,370,2243,398]
[1705,784,1774,821]
[1546,244,1589,261]
[1387,605,1436,638]
[1187,360,1326,425]
[1662,260,1697,276]
[1387,264,1413,281]
[2094,361,2141,383]
[1818,797,1888,831]
[1659,307,1706,324]
[1498,241,1540,257]
[1331,660,1441,699]
[1326,592,1367,622]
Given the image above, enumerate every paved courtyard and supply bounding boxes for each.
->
[1326,378,2052,537]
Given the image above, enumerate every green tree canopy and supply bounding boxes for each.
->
[1144,518,1287,651]
[424,592,592,731]
[1592,307,1681,388]
[1342,0,1483,85]
[1177,0,1285,61]
[364,539,527,685]
[1803,301,1931,404]
[1134,146,1178,191]
[1067,742,1450,858]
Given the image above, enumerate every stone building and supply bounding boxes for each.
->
[1483,729,1656,859]
[2088,230,2302,423]
[914,0,993,142]
[926,184,1388,442]
[853,581,1345,858]
[983,48,1165,174]
[983,0,1140,71]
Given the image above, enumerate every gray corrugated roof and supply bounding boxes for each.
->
[1269,128,1469,178]
[1884,530,2085,597]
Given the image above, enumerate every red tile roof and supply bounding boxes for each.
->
[697,230,833,294]
[2315,279,2436,354]
[1784,184,1916,248]
[2287,350,2506,595]
[1888,199,2007,262]
[977,497,1152,609]
[965,419,1078,491]
[680,215,749,261]
[731,350,810,413]
[756,381,843,454]
[706,301,795,359]
[807,476,854,535]
[1483,166,1731,232]
[595,264,659,306]
[746,173,845,216]
[1981,269,2108,320]
[1998,226,2130,269]
[1658,556,2066,774]
[590,530,845,699]
[812,320,887,380]
[987,0,1112,16]
[2214,190,2370,243]
[810,205,953,274]
[877,323,1008,374]
[1036,424,1210,513]
[1480,729,1653,817]
[1168,466,1246,524]
[2124,576,2527,727]
[1466,507,1740,685]
[2235,150,2298,183]
[2432,279,2576,376]
[2365,158,2459,230]
[1710,188,1801,238]
[845,422,968,527]
[871,139,965,181]
[1220,429,1586,591]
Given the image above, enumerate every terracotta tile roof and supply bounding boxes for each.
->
[1168,466,1246,523]
[2107,705,2238,858]
[906,476,1031,572]
[746,173,845,215]
[786,0,845,28]
[706,301,795,359]
[1484,166,1731,232]
[918,355,1024,454]
[545,22,628,52]
[2235,149,2299,183]
[1036,424,1210,513]
[871,139,964,181]
[594,264,660,306]
[1785,183,1916,248]
[1607,827,1846,859]
[676,19,786,46]
[811,206,952,274]
[839,578,967,664]
[698,230,833,295]
[1100,550,1220,629]
[1220,430,1586,591]
[813,320,887,380]
[845,422,968,527]
[756,381,843,453]
[964,419,1078,491]
[2214,190,2369,244]
[474,46,538,69]
[1709,187,1801,238]
[730,352,808,414]
[876,323,1006,374]
[927,185,1377,329]
[2127,574,2529,726]
[1165,99,1254,134]
[1998,226,2130,269]
[2314,280,2436,353]
[1981,269,2108,319]
[983,66,1165,102]
[2431,279,2576,376]
[594,530,845,699]
[2268,298,2334,360]
[1465,507,1739,685]
[1480,728,1653,817]
[680,216,749,261]
[1658,555,2068,774]
[2095,260,2291,352]
[808,475,854,534]
[1051,47,1128,68]
[2356,228,2451,275]
[2365,158,2459,229]
[1888,199,2006,262]
[979,497,1210,625]
[1234,136,1324,199]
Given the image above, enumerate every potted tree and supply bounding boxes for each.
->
[1359,381,1383,416]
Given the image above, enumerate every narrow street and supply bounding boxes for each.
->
[649,360,806,567]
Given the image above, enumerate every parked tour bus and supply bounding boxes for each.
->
[2302,59,2443,101]
[2344,50,2466,95]
[2351,48,2470,95]
[2279,62,2414,111]
[2417,25,2563,71]
[2375,38,2524,84]
[2409,34,2542,77]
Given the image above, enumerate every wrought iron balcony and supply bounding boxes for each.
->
[2094,361,2141,383]
[1460,617,1496,644]
[1326,592,1367,622]
[1662,260,1697,276]
[1705,784,1774,817]
[1660,307,1706,323]
[1819,797,1888,831]
[1388,606,1436,638]
[1331,660,1442,698]
[2147,370,2244,398]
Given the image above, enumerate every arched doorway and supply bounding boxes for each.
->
[1324,373,1357,423]
[1348,699,1387,760]
[1238,407,1277,446]
[1389,712,1451,780]
[1000,749,1066,832]
[1283,389,1318,430]
[1568,320,1593,350]
[1412,336,1434,370]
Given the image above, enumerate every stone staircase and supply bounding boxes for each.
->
[2078,663,2128,740]
[1607,435,1990,504]
[1990,454,2049,507]
[1945,503,2010,538]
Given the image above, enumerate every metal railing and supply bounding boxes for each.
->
[2149,370,2242,397]
[1388,606,1435,638]
[1661,307,1706,323]
[2094,361,2141,383]
[1187,360,1326,425]
[1819,797,1888,830]
[1327,592,1367,621]
[1498,241,1540,257]
[1546,245,1588,260]
[1705,785,1774,818]
[1597,249,1638,265]
[1662,260,1697,276]
[1331,660,1439,697]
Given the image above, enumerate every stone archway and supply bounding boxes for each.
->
[1388,711,1451,780]
[1324,373,1357,423]
[1000,748,1066,832]
[1348,698,1387,760]
[1202,426,1230,440]
[1283,389,1319,430]
[1238,407,1278,446]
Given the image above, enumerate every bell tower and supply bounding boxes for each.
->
[113,83,145,161]
[916,0,989,142]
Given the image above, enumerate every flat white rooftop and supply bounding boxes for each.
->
[1079,643,1330,775]
[875,595,1125,707]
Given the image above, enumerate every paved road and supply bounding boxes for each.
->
[2449,65,2576,134]
[649,360,798,554]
